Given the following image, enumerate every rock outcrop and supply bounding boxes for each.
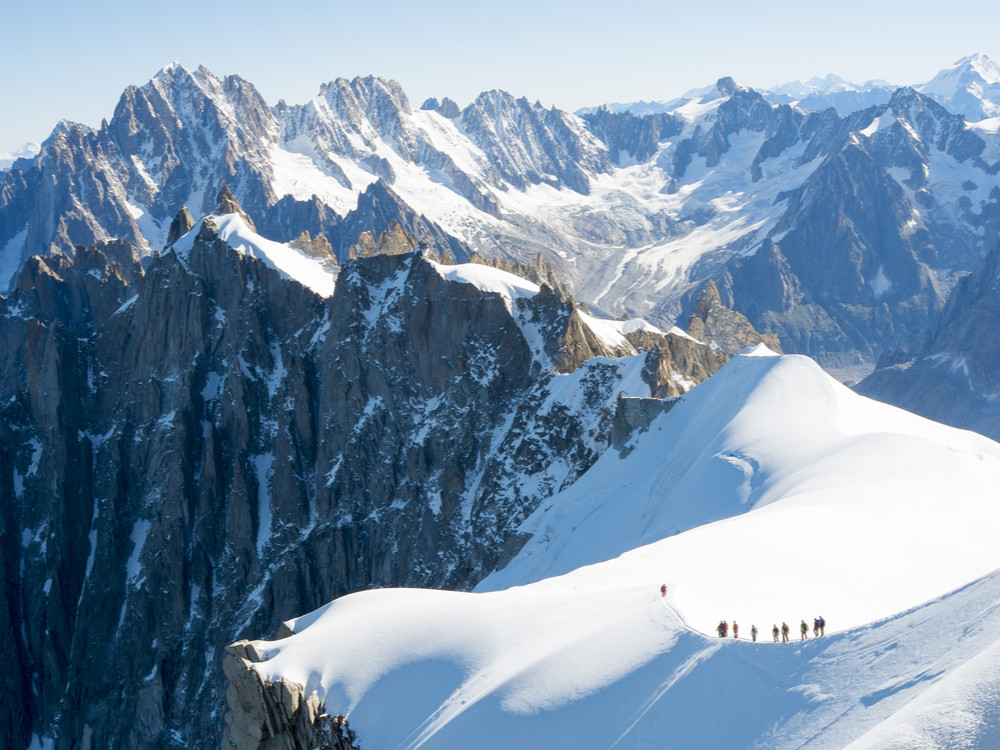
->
[223,642,357,750]
[687,281,782,358]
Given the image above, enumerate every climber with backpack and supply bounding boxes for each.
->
[751,624,758,642]
[800,620,808,640]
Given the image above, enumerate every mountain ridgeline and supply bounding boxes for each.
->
[0,187,777,748]
[2,60,1000,381]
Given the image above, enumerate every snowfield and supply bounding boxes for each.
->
[248,349,1000,748]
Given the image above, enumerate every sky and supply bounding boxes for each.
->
[2,0,999,152]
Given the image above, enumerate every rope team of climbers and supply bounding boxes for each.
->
[660,584,827,642]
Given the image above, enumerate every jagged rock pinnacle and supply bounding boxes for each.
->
[215,185,257,233]
[688,280,782,357]
[695,279,722,319]
[165,206,195,249]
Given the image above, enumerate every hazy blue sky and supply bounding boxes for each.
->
[1,0,998,151]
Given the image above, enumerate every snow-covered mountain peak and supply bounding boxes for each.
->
[918,54,1000,121]
[769,72,894,98]
[165,187,336,295]
[936,54,1000,87]
[760,74,898,117]
[742,341,779,357]
[960,53,1000,83]
[317,74,413,118]
[147,59,205,98]
[484,349,1000,609]
[154,60,185,76]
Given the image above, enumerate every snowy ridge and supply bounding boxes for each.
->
[169,213,336,296]
[248,350,1000,748]
[428,259,540,304]
[484,350,1000,630]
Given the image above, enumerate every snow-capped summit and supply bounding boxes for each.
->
[918,53,1000,121]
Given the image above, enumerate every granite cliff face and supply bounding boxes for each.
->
[0,188,773,748]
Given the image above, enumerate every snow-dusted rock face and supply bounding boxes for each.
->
[857,241,1000,439]
[0,190,770,748]
[457,89,612,195]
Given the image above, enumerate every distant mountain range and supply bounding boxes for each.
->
[2,56,1000,383]
[0,141,39,170]
[578,54,1000,122]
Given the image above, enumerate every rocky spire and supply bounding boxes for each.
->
[348,220,419,258]
[215,185,257,233]
[687,280,782,357]
[165,206,195,249]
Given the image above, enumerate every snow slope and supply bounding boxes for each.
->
[248,349,1000,748]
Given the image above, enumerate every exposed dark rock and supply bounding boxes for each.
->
[420,97,460,118]
[458,90,612,194]
[216,185,258,231]
[581,107,683,164]
[328,180,474,263]
[348,219,418,258]
[438,97,461,119]
[289,230,337,264]
[857,242,1000,437]
[611,396,676,452]
[165,206,195,248]
[687,281,782,357]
